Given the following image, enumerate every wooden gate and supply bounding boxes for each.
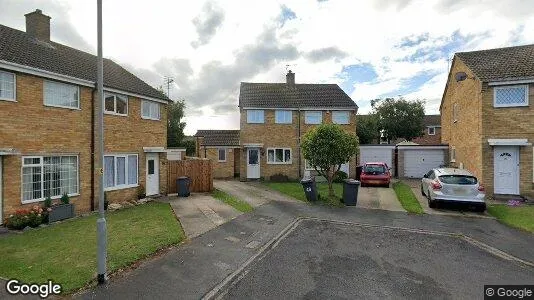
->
[167,159,213,193]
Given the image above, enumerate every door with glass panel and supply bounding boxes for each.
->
[146,153,160,196]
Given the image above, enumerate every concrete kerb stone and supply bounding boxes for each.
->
[202,217,534,299]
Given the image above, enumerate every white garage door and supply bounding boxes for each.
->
[359,146,395,174]
[404,150,444,178]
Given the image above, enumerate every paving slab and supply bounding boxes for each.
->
[357,186,405,212]
[158,193,242,238]
[214,180,297,207]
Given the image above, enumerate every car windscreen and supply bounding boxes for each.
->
[363,164,386,174]
[438,175,477,185]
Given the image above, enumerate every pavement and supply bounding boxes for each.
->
[77,180,534,300]
[404,179,494,218]
[158,193,242,238]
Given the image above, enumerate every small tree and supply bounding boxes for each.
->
[301,124,359,198]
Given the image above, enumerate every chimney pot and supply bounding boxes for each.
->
[25,9,51,42]
[286,70,295,86]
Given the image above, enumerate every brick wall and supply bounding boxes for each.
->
[440,58,484,179]
[239,109,357,180]
[202,147,237,179]
[0,72,167,217]
[412,127,442,145]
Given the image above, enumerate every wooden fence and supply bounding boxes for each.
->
[167,159,213,193]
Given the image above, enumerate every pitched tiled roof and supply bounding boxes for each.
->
[194,130,240,146]
[239,82,357,108]
[456,44,534,82]
[0,24,168,101]
[423,115,440,127]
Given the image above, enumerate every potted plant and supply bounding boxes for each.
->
[48,193,75,223]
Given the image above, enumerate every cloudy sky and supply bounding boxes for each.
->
[2,0,534,135]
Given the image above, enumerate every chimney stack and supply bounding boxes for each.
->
[286,70,295,86]
[25,9,51,42]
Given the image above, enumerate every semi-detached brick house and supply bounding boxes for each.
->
[441,44,534,198]
[0,9,170,223]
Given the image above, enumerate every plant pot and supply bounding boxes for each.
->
[48,203,75,223]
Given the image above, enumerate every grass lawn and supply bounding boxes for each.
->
[392,181,424,214]
[0,202,184,293]
[487,204,534,233]
[212,189,254,213]
[263,182,344,207]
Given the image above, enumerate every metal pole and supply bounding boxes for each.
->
[96,0,107,284]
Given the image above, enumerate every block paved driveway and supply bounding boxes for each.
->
[78,181,534,300]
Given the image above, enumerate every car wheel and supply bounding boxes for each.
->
[384,183,390,188]
[420,185,425,196]
[428,197,436,208]
[361,182,365,187]
[474,203,486,213]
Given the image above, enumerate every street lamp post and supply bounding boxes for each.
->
[96,0,107,284]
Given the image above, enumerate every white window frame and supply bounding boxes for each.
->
[20,155,80,204]
[332,111,350,125]
[104,154,138,191]
[304,159,316,171]
[104,92,128,116]
[266,147,292,164]
[0,70,16,102]
[493,85,529,108]
[218,148,227,162]
[275,110,292,124]
[305,111,322,124]
[43,80,80,110]
[141,100,161,120]
[427,126,436,135]
[450,146,456,163]
[246,110,265,123]
[453,103,458,123]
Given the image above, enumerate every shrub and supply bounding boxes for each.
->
[44,196,52,208]
[270,173,291,182]
[5,206,46,230]
[137,185,146,200]
[333,171,348,183]
[60,193,70,204]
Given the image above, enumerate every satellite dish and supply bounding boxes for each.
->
[455,72,468,82]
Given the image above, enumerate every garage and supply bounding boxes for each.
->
[399,146,448,178]
[359,145,395,174]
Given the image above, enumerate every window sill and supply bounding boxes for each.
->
[44,103,81,110]
[218,160,227,163]
[0,98,16,102]
[105,111,128,117]
[274,122,293,124]
[104,184,138,192]
[141,116,161,121]
[267,162,292,165]
[305,122,322,125]
[21,193,80,204]
[246,122,265,124]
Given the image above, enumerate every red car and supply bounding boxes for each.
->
[360,162,391,187]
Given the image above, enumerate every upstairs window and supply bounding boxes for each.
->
[275,110,292,124]
[267,148,292,164]
[0,71,15,101]
[247,110,264,123]
[494,85,529,107]
[428,127,436,135]
[104,92,128,115]
[305,111,322,124]
[332,111,350,124]
[141,100,161,120]
[44,80,79,109]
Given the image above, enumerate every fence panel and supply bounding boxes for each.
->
[167,159,213,193]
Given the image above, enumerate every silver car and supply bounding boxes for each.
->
[420,168,486,212]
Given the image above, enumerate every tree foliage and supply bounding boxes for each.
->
[181,139,196,156]
[167,100,187,148]
[356,114,380,144]
[372,97,425,142]
[301,124,359,197]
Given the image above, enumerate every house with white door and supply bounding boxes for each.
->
[0,9,169,222]
[441,44,534,197]
[235,70,358,181]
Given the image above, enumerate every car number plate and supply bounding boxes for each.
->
[453,187,468,195]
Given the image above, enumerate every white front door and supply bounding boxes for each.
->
[247,148,260,179]
[494,146,519,194]
[146,153,160,196]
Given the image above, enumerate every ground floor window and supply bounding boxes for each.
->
[104,154,138,190]
[218,148,227,162]
[267,148,291,164]
[22,155,78,203]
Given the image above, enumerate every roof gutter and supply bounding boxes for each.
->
[488,79,534,86]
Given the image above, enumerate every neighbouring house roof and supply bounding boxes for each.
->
[456,44,534,82]
[194,130,240,146]
[423,115,440,127]
[0,24,169,101]
[396,141,419,146]
[239,82,357,109]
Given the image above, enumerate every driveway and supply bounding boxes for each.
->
[404,179,493,218]
[358,185,404,212]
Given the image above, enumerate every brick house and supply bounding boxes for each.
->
[238,71,358,180]
[0,9,170,223]
[441,44,534,197]
[194,130,240,178]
